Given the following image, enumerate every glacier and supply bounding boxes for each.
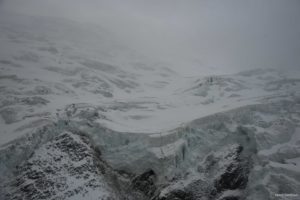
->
[0,12,300,200]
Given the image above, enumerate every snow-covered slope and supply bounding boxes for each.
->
[0,13,300,200]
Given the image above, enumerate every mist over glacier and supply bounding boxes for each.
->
[1,0,300,75]
[0,1,300,200]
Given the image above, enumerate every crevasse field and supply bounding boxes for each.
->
[0,12,300,200]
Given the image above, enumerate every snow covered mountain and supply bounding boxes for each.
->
[0,13,300,200]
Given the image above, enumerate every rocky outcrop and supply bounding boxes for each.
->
[2,132,120,200]
[1,131,172,200]
[1,132,250,200]
[131,169,157,197]
[213,145,250,193]
[158,189,194,200]
[155,144,251,200]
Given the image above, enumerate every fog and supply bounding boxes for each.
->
[1,0,300,75]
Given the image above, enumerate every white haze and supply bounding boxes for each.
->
[1,0,300,75]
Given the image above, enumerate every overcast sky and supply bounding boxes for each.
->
[1,0,300,75]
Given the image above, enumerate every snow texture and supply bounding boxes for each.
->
[0,12,300,200]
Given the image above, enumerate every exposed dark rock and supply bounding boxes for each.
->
[219,196,240,200]
[213,145,250,193]
[155,144,251,200]
[2,132,119,200]
[154,178,214,200]
[132,169,157,197]
[158,189,194,200]
[0,129,251,200]
[214,162,249,192]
